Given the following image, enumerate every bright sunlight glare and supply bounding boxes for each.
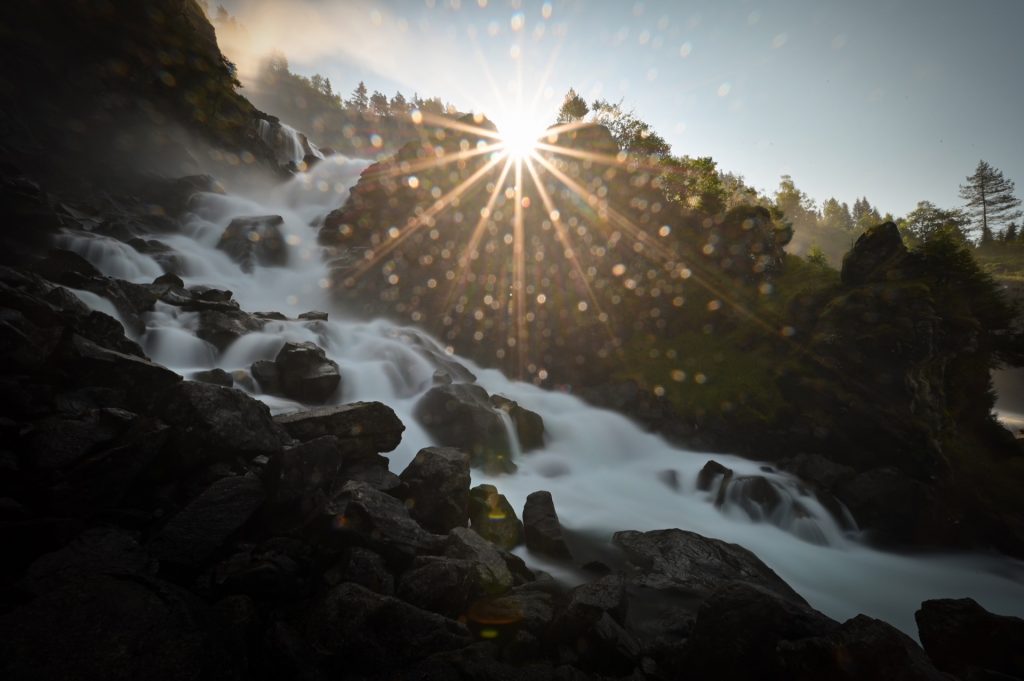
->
[495,112,548,160]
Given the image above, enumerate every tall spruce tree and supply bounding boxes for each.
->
[348,81,369,112]
[959,160,1022,240]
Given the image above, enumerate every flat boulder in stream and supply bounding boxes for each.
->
[216,215,287,272]
[274,401,404,452]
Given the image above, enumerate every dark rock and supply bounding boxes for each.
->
[722,475,785,520]
[195,309,264,351]
[191,368,233,387]
[25,408,137,471]
[156,381,289,465]
[75,309,144,356]
[274,341,341,403]
[153,271,185,289]
[23,526,157,595]
[305,582,471,673]
[836,466,937,546]
[657,469,681,491]
[779,614,947,680]
[841,222,915,286]
[465,583,557,639]
[298,310,328,321]
[250,359,279,393]
[323,546,394,595]
[271,436,341,501]
[679,581,838,681]
[321,480,441,561]
[274,401,404,452]
[57,333,181,402]
[468,483,524,550]
[445,526,514,595]
[612,529,806,606]
[916,598,1024,679]
[491,394,545,451]
[414,383,516,473]
[0,574,229,681]
[399,446,471,534]
[212,541,305,601]
[265,621,327,681]
[189,286,233,303]
[696,459,733,492]
[148,475,266,571]
[31,248,101,280]
[523,490,572,560]
[781,453,857,489]
[217,215,287,273]
[148,174,225,216]
[397,555,481,618]
[433,369,454,385]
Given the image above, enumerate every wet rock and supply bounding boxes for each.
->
[915,598,1024,679]
[217,214,287,272]
[250,359,279,393]
[397,555,481,618]
[413,383,515,473]
[189,286,233,303]
[465,583,557,639]
[74,309,144,356]
[212,541,305,601]
[274,341,341,404]
[148,475,265,571]
[445,526,514,595]
[31,247,101,280]
[153,271,185,290]
[298,310,328,321]
[468,484,524,550]
[836,466,936,546]
[274,401,404,452]
[523,490,572,560]
[23,526,157,595]
[25,408,138,471]
[0,574,229,681]
[696,459,733,492]
[195,308,264,351]
[156,381,289,465]
[271,436,341,500]
[678,581,838,681]
[491,394,545,451]
[722,475,785,519]
[399,446,471,534]
[612,529,805,605]
[57,333,181,402]
[321,480,441,561]
[779,614,946,680]
[191,368,233,387]
[148,174,225,216]
[305,582,471,673]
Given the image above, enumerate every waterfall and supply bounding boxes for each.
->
[58,153,1024,638]
[256,119,326,166]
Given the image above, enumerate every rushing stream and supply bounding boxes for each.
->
[60,153,1024,637]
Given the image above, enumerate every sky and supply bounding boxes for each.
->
[217,0,1024,219]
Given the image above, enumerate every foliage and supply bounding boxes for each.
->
[898,200,970,245]
[556,88,589,123]
[589,99,671,158]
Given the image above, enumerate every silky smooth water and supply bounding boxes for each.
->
[63,154,1024,637]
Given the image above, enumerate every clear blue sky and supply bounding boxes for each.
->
[220,0,1024,219]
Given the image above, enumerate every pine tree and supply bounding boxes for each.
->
[959,160,1022,240]
[1005,222,1019,243]
[369,90,389,117]
[349,81,369,112]
[556,88,589,123]
[390,92,408,115]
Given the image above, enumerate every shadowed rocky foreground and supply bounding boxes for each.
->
[1,243,1022,680]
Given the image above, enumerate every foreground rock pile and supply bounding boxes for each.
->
[1,255,1022,681]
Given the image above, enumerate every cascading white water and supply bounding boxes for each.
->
[256,119,325,166]
[61,154,1024,638]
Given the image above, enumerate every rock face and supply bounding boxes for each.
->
[216,215,287,272]
[523,490,572,559]
[915,598,1024,679]
[841,221,915,286]
[274,401,404,452]
[490,394,545,451]
[468,483,524,550]
[398,447,471,534]
[270,341,341,403]
[413,383,519,473]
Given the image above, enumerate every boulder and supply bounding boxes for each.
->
[191,368,233,387]
[413,383,516,473]
[274,402,404,452]
[678,581,838,681]
[465,583,557,639]
[841,221,915,286]
[250,359,280,394]
[399,447,471,534]
[468,484,524,550]
[321,480,441,561]
[57,333,181,403]
[397,556,481,618]
[298,310,328,321]
[273,341,341,404]
[323,546,394,595]
[195,309,264,351]
[612,529,805,606]
[148,475,266,570]
[216,215,287,272]
[211,540,305,601]
[23,526,157,595]
[915,598,1024,679]
[305,582,471,673]
[444,527,514,595]
[779,614,947,680]
[523,490,572,560]
[491,394,545,451]
[155,381,290,465]
[696,459,733,492]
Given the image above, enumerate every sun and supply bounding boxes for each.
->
[496,113,548,160]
